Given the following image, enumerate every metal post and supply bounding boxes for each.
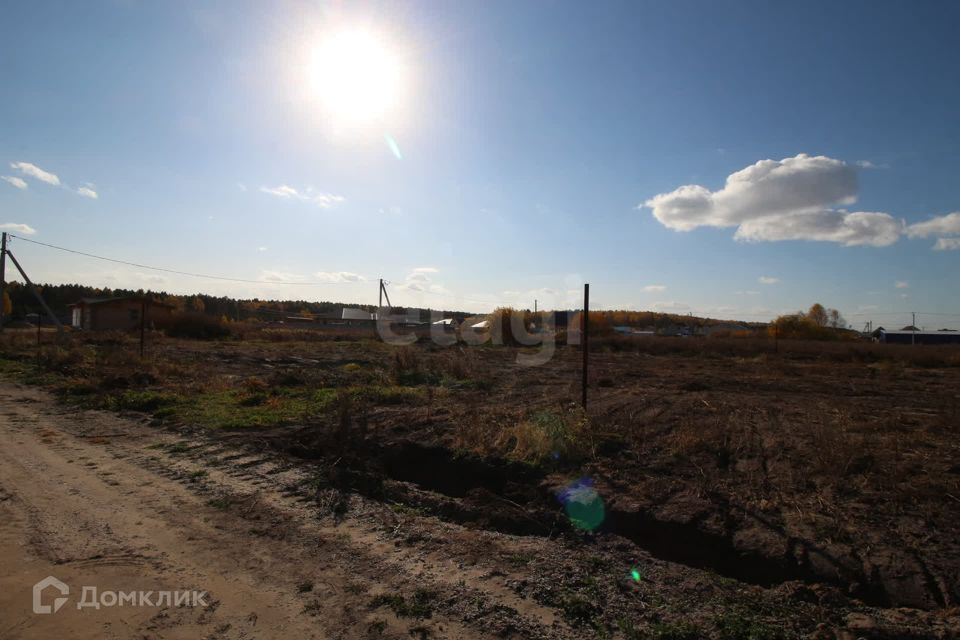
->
[582,283,589,409]
[0,232,6,332]
[140,299,146,358]
[4,249,62,330]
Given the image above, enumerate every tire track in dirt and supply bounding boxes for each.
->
[0,382,570,639]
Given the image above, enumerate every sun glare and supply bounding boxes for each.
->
[308,29,405,129]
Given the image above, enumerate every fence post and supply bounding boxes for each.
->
[582,283,589,409]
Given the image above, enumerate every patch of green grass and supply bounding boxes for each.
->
[369,589,436,619]
[0,357,29,376]
[116,390,175,412]
[171,388,337,430]
[508,552,535,568]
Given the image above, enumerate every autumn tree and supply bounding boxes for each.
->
[807,303,829,327]
[828,308,846,329]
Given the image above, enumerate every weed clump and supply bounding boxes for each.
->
[369,589,436,619]
[506,409,595,464]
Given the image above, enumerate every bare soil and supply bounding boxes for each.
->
[2,334,959,639]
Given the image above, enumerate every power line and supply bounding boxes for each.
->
[7,234,363,286]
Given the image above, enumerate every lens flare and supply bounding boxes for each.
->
[385,135,403,160]
[630,568,642,582]
[557,478,605,531]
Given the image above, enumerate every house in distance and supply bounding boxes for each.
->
[70,297,175,331]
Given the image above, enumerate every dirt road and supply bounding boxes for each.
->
[0,382,561,639]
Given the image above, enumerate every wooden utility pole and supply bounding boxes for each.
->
[582,283,589,409]
[4,248,62,330]
[379,278,383,308]
[140,298,147,358]
[0,232,7,332]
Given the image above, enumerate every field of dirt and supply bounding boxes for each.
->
[1,331,959,639]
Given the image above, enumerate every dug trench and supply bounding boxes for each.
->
[258,429,925,611]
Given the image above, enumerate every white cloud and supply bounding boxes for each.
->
[651,300,691,313]
[257,246,268,252]
[77,185,98,199]
[314,271,365,283]
[134,272,167,284]
[855,160,887,169]
[642,284,666,293]
[906,212,960,238]
[758,276,780,285]
[735,290,760,296]
[643,154,900,247]
[260,184,298,198]
[895,281,909,289]
[412,267,438,273]
[734,210,901,246]
[258,270,306,283]
[1,176,27,190]
[10,161,60,186]
[934,238,960,251]
[260,184,344,208]
[0,222,37,234]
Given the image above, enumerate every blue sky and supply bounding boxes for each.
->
[2,0,959,328]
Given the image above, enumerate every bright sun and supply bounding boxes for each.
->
[308,29,405,129]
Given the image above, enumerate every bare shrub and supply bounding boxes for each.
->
[159,312,229,340]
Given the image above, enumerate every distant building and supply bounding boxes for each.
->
[342,308,375,321]
[70,297,175,331]
[462,316,490,329]
[878,329,960,345]
[613,326,655,336]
